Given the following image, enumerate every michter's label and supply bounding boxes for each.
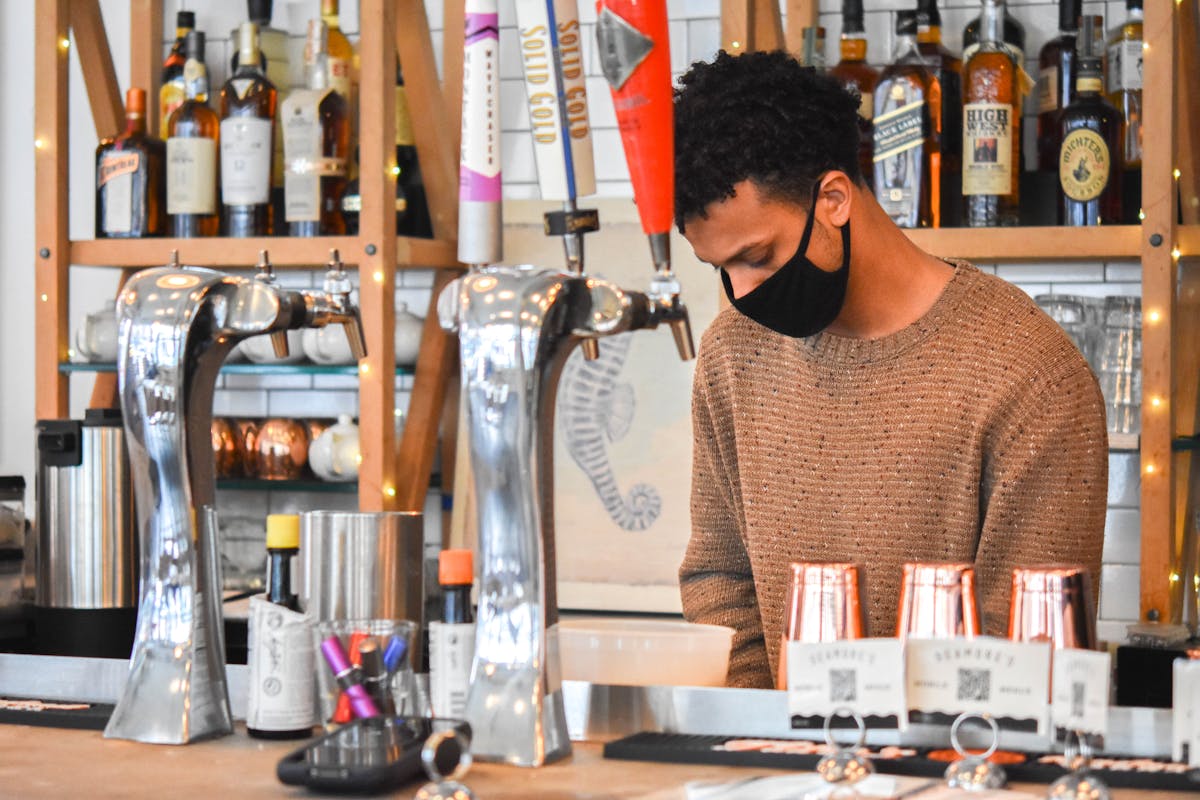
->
[1059,128,1111,201]
[962,102,1013,195]
[872,83,925,227]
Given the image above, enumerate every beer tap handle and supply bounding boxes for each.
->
[670,312,695,361]
[322,249,367,362]
[341,315,368,362]
[252,250,291,358]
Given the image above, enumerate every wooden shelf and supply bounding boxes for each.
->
[68,235,460,269]
[216,478,358,494]
[60,361,415,378]
[904,225,1143,262]
[1177,224,1200,258]
[1109,433,1140,451]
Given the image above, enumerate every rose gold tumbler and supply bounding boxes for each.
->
[896,562,982,640]
[1008,566,1097,650]
[776,562,866,689]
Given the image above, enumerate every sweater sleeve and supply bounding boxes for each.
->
[977,360,1109,636]
[679,367,773,688]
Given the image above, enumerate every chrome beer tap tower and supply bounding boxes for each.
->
[105,250,364,744]
[441,0,691,767]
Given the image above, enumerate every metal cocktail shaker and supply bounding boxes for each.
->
[895,562,982,640]
[33,408,136,658]
[1008,565,1097,650]
[777,562,866,689]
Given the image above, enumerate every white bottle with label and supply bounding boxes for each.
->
[428,549,476,720]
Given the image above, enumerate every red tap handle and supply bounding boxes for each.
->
[597,0,673,237]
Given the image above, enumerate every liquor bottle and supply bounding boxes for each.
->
[220,22,277,237]
[166,31,219,238]
[322,0,358,113]
[95,88,166,238]
[340,61,434,238]
[872,11,939,229]
[1107,0,1142,219]
[428,549,475,720]
[962,0,1026,64]
[962,0,1021,227]
[1035,0,1082,172]
[159,11,195,139]
[829,0,878,190]
[232,0,290,231]
[282,20,349,236]
[799,26,826,70]
[1059,16,1123,226]
[916,0,963,227]
[246,514,315,740]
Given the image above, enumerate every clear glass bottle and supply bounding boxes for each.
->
[220,22,277,237]
[873,11,940,228]
[799,26,826,70]
[159,11,195,139]
[916,0,963,227]
[962,0,1026,64]
[283,19,350,236]
[167,31,220,238]
[829,0,878,191]
[1059,16,1123,226]
[1036,0,1082,172]
[96,88,166,238]
[962,0,1021,227]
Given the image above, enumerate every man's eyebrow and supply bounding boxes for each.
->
[711,242,766,269]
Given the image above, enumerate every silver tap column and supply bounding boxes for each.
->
[105,252,364,744]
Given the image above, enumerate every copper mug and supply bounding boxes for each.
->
[777,562,866,689]
[896,562,982,640]
[1008,565,1096,650]
[254,418,310,481]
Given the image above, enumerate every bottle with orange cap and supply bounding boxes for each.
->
[428,549,475,719]
[246,514,315,739]
[95,88,166,238]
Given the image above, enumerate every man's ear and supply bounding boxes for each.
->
[817,171,854,228]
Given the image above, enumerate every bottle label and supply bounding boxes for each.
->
[246,595,316,731]
[962,102,1014,196]
[329,57,353,99]
[98,152,139,235]
[1119,39,1143,91]
[395,86,415,146]
[230,78,256,102]
[220,116,272,206]
[284,91,325,223]
[872,86,925,227]
[858,91,873,122]
[1059,128,1111,202]
[428,621,475,719]
[1036,64,1059,115]
[166,137,217,215]
[160,81,187,138]
[963,42,1023,65]
[182,59,209,103]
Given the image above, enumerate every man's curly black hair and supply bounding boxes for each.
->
[674,50,863,232]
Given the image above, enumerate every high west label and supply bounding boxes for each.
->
[962,102,1014,196]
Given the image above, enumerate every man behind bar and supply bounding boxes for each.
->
[674,51,1108,688]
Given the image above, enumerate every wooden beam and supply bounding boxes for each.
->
[720,0,751,55]
[396,268,461,511]
[69,236,460,268]
[129,0,162,137]
[1139,0,1178,623]
[784,0,818,57]
[35,0,71,420]
[70,0,123,139]
[442,0,465,179]
[358,0,400,512]
[1176,0,1200,225]
[753,0,785,52]
[397,0,459,242]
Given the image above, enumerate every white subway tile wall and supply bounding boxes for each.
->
[165,0,1142,628]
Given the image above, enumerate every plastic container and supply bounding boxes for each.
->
[556,618,734,687]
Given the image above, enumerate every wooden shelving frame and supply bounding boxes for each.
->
[723,0,1200,623]
[34,0,465,515]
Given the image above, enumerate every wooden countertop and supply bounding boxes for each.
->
[0,724,1182,799]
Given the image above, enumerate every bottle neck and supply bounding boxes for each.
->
[980,3,1004,44]
[893,33,919,58]
[124,109,146,136]
[839,34,867,62]
[916,24,943,45]
[184,60,209,102]
[174,27,191,43]
[1127,7,1143,23]
[307,54,330,91]
[266,548,298,610]
[440,583,473,624]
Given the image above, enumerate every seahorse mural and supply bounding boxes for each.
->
[556,332,663,531]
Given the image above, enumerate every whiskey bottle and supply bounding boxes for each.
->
[166,32,219,238]
[322,0,358,161]
[962,0,1021,227]
[872,11,939,228]
[962,0,1026,64]
[220,23,277,237]
[282,20,349,236]
[799,27,826,70]
[394,61,433,238]
[1107,0,1142,218]
[159,11,195,139]
[1035,0,1082,172]
[1059,16,1123,226]
[96,88,166,238]
[829,0,878,190]
[916,0,963,227]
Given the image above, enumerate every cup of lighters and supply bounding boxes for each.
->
[314,619,419,728]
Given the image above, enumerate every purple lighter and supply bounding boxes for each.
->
[319,635,382,720]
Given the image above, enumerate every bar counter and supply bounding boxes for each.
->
[0,723,1184,799]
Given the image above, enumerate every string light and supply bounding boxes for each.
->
[40,294,48,302]
[730,40,741,49]
[58,37,70,51]
[1151,396,1163,408]
[1148,309,1162,323]
[359,362,370,375]
[1145,463,1157,475]
[384,485,397,498]
[33,138,45,150]
[1174,168,1182,180]
[373,270,384,283]
[390,166,401,177]
[1172,247,1182,260]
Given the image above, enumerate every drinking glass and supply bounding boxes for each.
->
[314,618,419,729]
[1036,295,1095,369]
[1098,296,1141,435]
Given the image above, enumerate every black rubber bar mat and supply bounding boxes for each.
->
[0,698,114,731]
[603,731,1200,793]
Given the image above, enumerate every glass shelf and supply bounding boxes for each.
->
[216,478,358,493]
[60,362,414,377]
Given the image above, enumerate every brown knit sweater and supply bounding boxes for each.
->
[680,262,1108,688]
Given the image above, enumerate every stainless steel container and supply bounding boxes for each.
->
[297,511,423,625]
[35,409,135,609]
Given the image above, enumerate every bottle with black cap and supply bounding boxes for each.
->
[916,0,963,227]
[160,11,195,139]
[829,0,878,190]
[1036,0,1083,172]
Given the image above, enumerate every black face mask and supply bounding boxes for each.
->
[720,184,851,339]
